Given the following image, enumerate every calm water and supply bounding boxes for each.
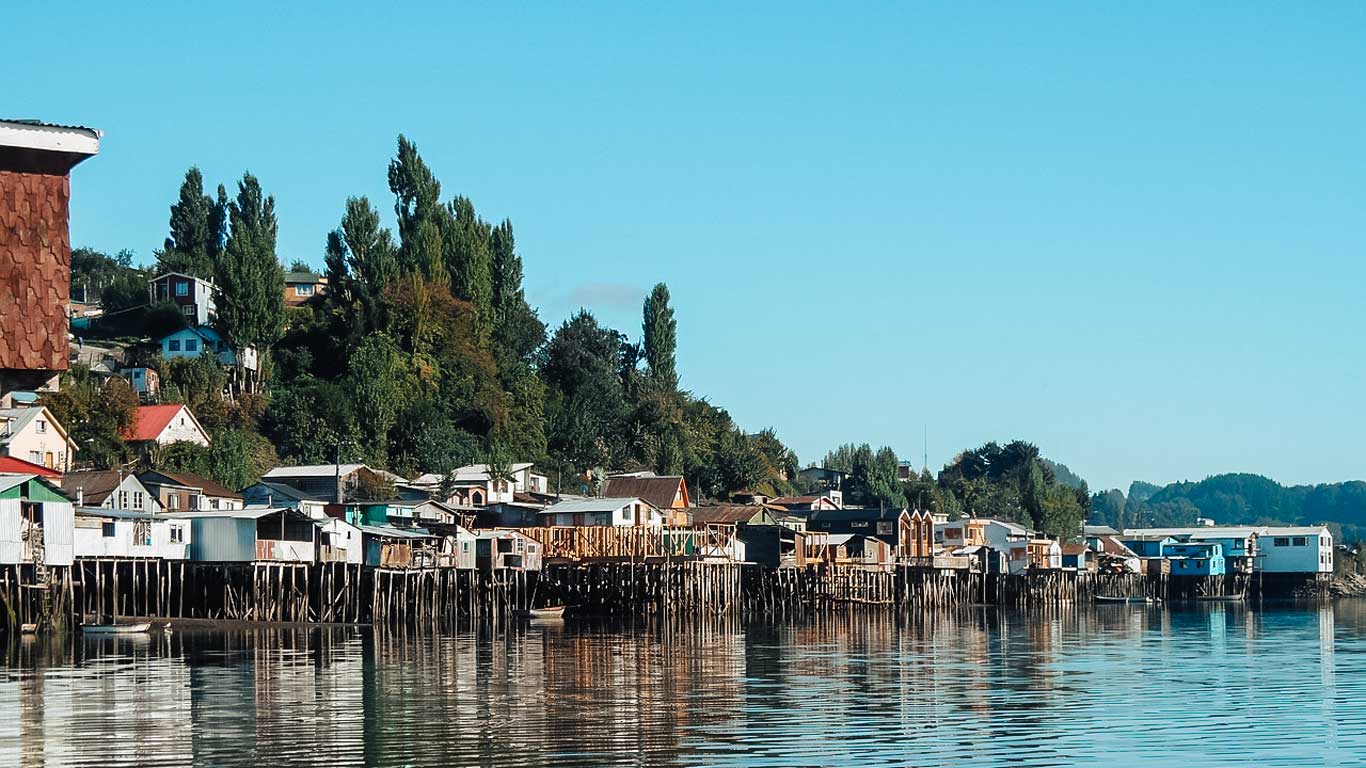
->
[1,603,1364,767]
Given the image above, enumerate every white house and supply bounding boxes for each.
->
[982,519,1032,575]
[148,272,216,325]
[539,496,664,528]
[123,404,211,448]
[73,507,189,560]
[410,462,549,506]
[0,406,76,472]
[1258,526,1333,574]
[63,470,164,513]
[318,516,364,564]
[0,474,74,567]
[157,325,258,371]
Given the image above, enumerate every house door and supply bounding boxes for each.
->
[44,452,54,469]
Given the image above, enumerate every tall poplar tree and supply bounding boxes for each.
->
[324,196,398,339]
[216,173,285,347]
[489,219,546,366]
[160,167,227,278]
[443,196,493,343]
[387,135,443,278]
[642,282,678,390]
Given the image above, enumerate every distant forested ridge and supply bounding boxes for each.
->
[1090,473,1366,541]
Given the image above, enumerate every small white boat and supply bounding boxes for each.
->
[19,623,38,634]
[81,622,152,635]
[516,606,566,620]
[1095,595,1156,605]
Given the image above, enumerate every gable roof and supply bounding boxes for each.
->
[541,497,650,515]
[691,504,780,525]
[1093,535,1139,558]
[263,463,369,479]
[243,480,330,502]
[62,470,128,504]
[149,272,215,287]
[124,404,204,443]
[0,473,67,498]
[285,271,324,284]
[0,455,62,478]
[1062,543,1090,557]
[809,507,907,523]
[139,469,242,499]
[0,406,69,446]
[602,475,689,509]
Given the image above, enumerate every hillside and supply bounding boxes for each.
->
[1090,473,1366,541]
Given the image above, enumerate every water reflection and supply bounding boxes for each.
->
[1,604,1365,767]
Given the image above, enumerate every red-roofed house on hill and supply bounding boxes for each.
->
[123,404,211,450]
[0,119,101,392]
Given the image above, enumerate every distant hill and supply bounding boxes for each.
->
[1043,459,1087,491]
[1090,473,1366,541]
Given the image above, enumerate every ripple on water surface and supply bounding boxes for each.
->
[0,603,1363,767]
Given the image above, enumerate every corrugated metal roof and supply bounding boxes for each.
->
[0,473,37,493]
[541,497,645,515]
[2,118,101,135]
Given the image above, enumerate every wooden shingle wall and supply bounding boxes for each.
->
[0,170,71,373]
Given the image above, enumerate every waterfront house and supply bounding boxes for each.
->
[0,473,74,566]
[1028,538,1063,570]
[239,480,331,518]
[1165,542,1225,577]
[539,496,664,527]
[261,463,398,503]
[139,470,243,512]
[358,523,443,568]
[603,473,692,526]
[316,516,362,564]
[936,518,989,548]
[284,270,328,307]
[124,404,211,450]
[817,534,894,570]
[1087,535,1143,574]
[408,462,549,507]
[148,272,216,325]
[0,119,100,393]
[769,494,842,514]
[735,524,806,568]
[807,507,934,559]
[0,406,76,472]
[1119,535,1179,559]
[353,499,464,528]
[474,529,543,572]
[172,508,318,563]
[73,507,189,560]
[1259,527,1333,574]
[977,519,1033,574]
[64,470,162,513]
[1061,544,1094,571]
[691,504,785,527]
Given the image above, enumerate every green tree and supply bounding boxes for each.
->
[542,311,632,471]
[159,168,226,278]
[387,135,443,277]
[324,196,399,344]
[204,428,278,490]
[641,282,678,390]
[488,219,546,368]
[160,353,228,432]
[216,173,286,347]
[345,332,415,464]
[42,366,138,470]
[442,196,493,343]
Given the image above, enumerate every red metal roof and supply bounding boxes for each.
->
[0,455,61,478]
[124,404,186,442]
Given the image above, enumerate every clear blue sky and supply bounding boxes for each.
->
[10,2,1366,493]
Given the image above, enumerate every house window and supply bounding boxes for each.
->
[133,491,144,510]
[168,494,179,510]
[43,452,54,469]
[118,490,128,508]
[28,451,40,463]
[101,522,116,538]
[182,304,195,316]
[295,285,314,296]
[188,494,199,510]
[185,339,198,352]
[168,339,182,352]
[175,281,189,296]
[1292,537,1307,547]
[35,420,47,433]
[1274,537,1289,547]
[169,525,184,543]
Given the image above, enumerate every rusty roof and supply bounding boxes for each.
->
[601,475,689,509]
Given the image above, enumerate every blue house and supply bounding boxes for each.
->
[1120,535,1179,558]
[157,326,258,371]
[1165,542,1225,576]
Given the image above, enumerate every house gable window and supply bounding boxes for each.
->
[175,281,189,296]
[35,419,47,433]
[169,525,184,544]
[168,339,182,352]
[185,339,198,352]
[101,522,116,538]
